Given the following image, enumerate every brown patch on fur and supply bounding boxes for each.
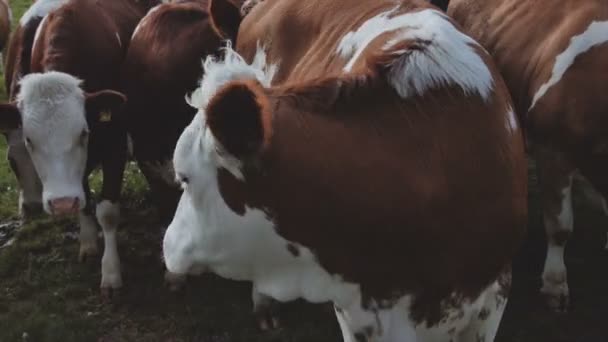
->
[206,80,273,158]
[217,168,247,215]
[0,103,21,132]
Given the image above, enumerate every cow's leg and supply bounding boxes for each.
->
[333,296,417,342]
[252,286,281,331]
[78,180,99,261]
[137,158,181,225]
[164,271,187,291]
[572,173,608,250]
[457,269,511,342]
[97,134,127,298]
[536,147,575,312]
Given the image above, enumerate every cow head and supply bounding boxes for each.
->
[0,71,126,216]
[163,45,276,275]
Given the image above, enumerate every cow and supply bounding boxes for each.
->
[120,0,280,329]
[120,0,242,224]
[0,0,161,298]
[2,0,70,220]
[447,0,608,313]
[162,0,527,340]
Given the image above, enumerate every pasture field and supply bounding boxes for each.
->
[0,0,607,341]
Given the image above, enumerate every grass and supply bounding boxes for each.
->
[1,0,608,341]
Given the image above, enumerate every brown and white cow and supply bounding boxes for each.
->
[2,0,67,219]
[0,0,160,297]
[162,0,527,340]
[448,0,608,313]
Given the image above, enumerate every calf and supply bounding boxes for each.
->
[0,0,160,297]
[448,0,608,312]
[163,0,527,340]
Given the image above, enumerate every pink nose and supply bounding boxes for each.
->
[49,197,79,215]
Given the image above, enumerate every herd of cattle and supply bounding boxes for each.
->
[0,0,606,340]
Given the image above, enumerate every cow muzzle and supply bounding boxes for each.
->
[48,197,80,216]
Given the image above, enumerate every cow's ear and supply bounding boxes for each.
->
[85,90,127,127]
[209,0,242,41]
[206,80,272,158]
[0,102,22,132]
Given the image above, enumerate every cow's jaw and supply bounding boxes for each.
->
[18,72,89,216]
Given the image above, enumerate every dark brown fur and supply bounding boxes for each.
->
[120,0,243,220]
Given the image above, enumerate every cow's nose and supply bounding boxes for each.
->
[48,197,80,215]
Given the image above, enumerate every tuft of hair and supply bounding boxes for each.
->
[206,80,272,157]
[186,41,277,111]
[381,10,493,100]
[19,0,68,26]
[17,71,84,109]
[339,7,493,101]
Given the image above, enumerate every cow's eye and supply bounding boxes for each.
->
[177,173,189,186]
[25,137,33,150]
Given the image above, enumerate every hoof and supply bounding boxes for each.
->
[257,315,281,332]
[100,286,122,302]
[78,243,99,262]
[255,299,281,332]
[541,283,570,313]
[164,271,187,292]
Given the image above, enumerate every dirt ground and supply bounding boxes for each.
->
[1,156,607,342]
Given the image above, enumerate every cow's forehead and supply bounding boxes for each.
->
[18,72,86,134]
[174,116,204,170]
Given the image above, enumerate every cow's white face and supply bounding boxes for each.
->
[0,71,128,216]
[18,72,88,215]
[162,117,217,274]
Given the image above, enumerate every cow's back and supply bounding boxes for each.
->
[449,0,608,119]
[121,0,217,162]
[237,0,417,84]
[31,0,158,91]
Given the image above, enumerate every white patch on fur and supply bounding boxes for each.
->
[97,200,122,289]
[337,8,493,100]
[115,32,122,48]
[131,4,161,40]
[541,173,573,302]
[530,20,608,111]
[32,14,48,50]
[506,106,518,132]
[17,71,88,213]
[19,0,67,26]
[187,42,277,110]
